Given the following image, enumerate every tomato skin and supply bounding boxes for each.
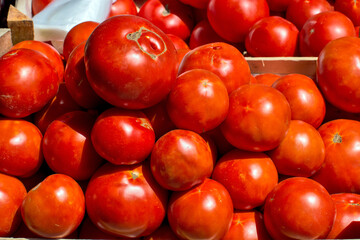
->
[167,178,233,240]
[299,11,356,56]
[167,34,189,50]
[334,0,360,27]
[108,0,138,18]
[84,15,177,109]
[143,222,179,240]
[85,162,168,238]
[189,20,228,50]
[91,108,155,165]
[32,0,53,15]
[178,0,209,9]
[207,0,269,43]
[266,0,291,12]
[0,173,27,237]
[0,118,43,178]
[150,129,213,191]
[178,42,251,94]
[316,36,360,113]
[312,119,360,193]
[21,174,85,238]
[221,84,291,152]
[264,177,336,240]
[0,49,59,118]
[212,149,278,210]
[252,73,280,86]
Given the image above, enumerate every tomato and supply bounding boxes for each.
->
[264,177,336,240]
[138,0,195,40]
[212,149,278,210]
[204,126,235,157]
[178,0,209,9]
[0,173,27,237]
[63,21,99,61]
[245,16,299,57]
[84,15,177,109]
[267,120,325,177]
[167,34,189,50]
[11,40,64,83]
[326,193,360,239]
[32,0,54,15]
[312,119,360,193]
[316,36,360,112]
[13,221,78,239]
[271,73,326,128]
[21,174,85,238]
[178,42,251,94]
[167,69,229,133]
[143,222,179,240]
[85,162,168,238]
[299,11,356,56]
[221,84,291,152]
[150,129,213,191]
[207,0,269,43]
[334,0,360,27]
[0,49,59,118]
[0,118,43,178]
[222,210,271,240]
[167,178,233,240]
[42,111,104,181]
[91,107,155,165]
[189,20,228,49]
[266,0,291,12]
[108,0,138,18]
[64,41,106,109]
[252,73,280,86]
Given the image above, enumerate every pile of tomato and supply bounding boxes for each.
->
[0,0,360,239]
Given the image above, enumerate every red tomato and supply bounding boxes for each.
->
[21,174,85,238]
[178,0,209,9]
[207,0,269,42]
[138,0,195,40]
[32,0,53,15]
[91,108,155,165]
[85,162,168,238]
[286,0,334,30]
[167,178,233,240]
[189,20,228,49]
[267,120,325,177]
[334,0,360,26]
[11,40,64,83]
[150,129,213,191]
[84,15,177,109]
[167,69,229,133]
[0,173,27,237]
[252,73,280,86]
[0,49,59,118]
[204,126,235,157]
[299,11,356,56]
[264,177,336,239]
[212,149,278,210]
[108,0,138,18]
[316,36,360,112]
[327,193,360,239]
[272,73,326,128]
[245,16,299,57]
[266,0,291,12]
[13,221,78,239]
[0,118,43,178]
[312,119,360,193]
[166,34,189,50]
[178,42,251,94]
[63,21,99,62]
[221,84,291,152]
[222,211,271,240]
[42,111,104,181]
[64,41,106,109]
[143,222,179,240]
[33,82,82,134]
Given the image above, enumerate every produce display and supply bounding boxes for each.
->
[1,0,360,239]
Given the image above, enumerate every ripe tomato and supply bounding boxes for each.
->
[178,0,209,9]
[108,0,138,18]
[221,84,291,152]
[189,20,228,49]
[32,0,53,15]
[264,177,336,240]
[91,108,155,165]
[207,0,269,42]
[299,11,356,56]
[178,42,251,94]
[316,36,360,112]
[21,174,85,238]
[252,73,280,86]
[267,120,325,177]
[266,0,291,12]
[85,162,168,238]
[272,73,326,128]
[42,111,104,181]
[0,49,59,118]
[166,34,189,50]
[0,173,27,237]
[334,0,360,27]
[0,118,43,178]
[167,178,233,240]
[143,222,178,240]
[212,149,278,210]
[138,0,195,40]
[84,15,177,109]
[245,16,299,57]
[312,119,360,193]
[150,129,213,191]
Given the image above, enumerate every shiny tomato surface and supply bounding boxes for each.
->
[108,0,138,18]
[334,0,360,26]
